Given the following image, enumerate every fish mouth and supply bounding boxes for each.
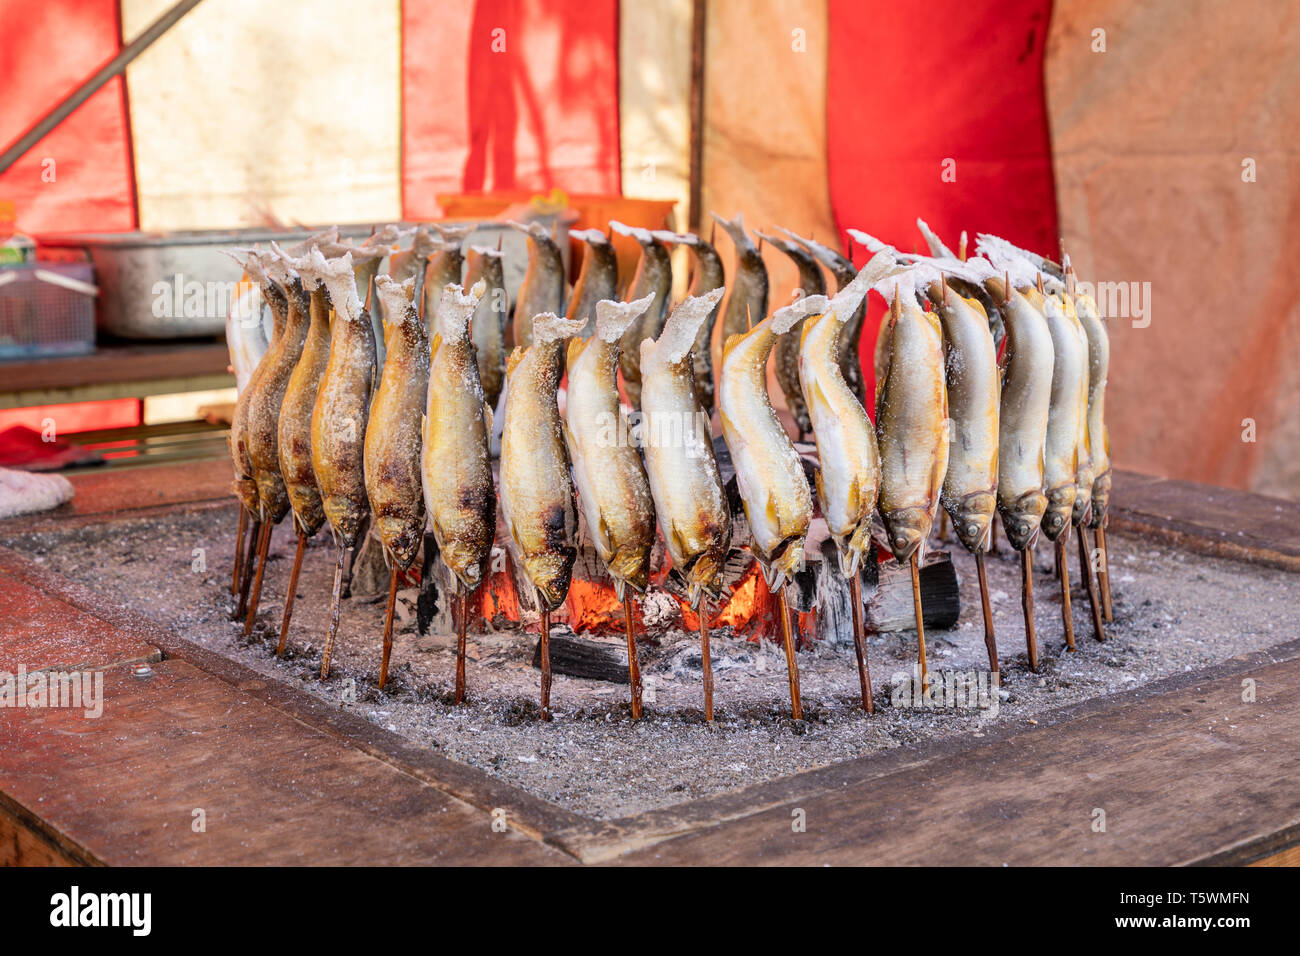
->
[881,508,929,562]
[1041,485,1076,541]
[1089,472,1112,527]
[1000,492,1047,551]
[948,494,996,553]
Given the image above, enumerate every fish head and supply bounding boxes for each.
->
[881,507,931,562]
[526,552,576,612]
[375,517,423,570]
[1000,491,1047,551]
[1041,485,1077,541]
[949,493,997,553]
[1090,472,1112,527]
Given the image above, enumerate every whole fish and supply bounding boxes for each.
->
[639,288,730,606]
[1069,264,1111,527]
[565,293,657,596]
[927,277,1000,554]
[914,218,1005,351]
[1038,288,1089,542]
[651,229,725,410]
[424,280,495,589]
[227,251,284,519]
[388,227,437,286]
[798,252,895,573]
[873,280,949,563]
[499,311,586,609]
[508,221,566,349]
[610,221,672,409]
[778,227,869,408]
[358,227,400,370]
[566,228,620,339]
[464,243,508,410]
[719,295,823,588]
[423,223,474,331]
[305,249,376,547]
[713,212,768,345]
[365,276,431,569]
[759,231,825,438]
[226,279,269,394]
[984,275,1054,551]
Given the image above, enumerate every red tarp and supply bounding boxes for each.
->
[827,0,1060,409]
[0,0,136,233]
[401,0,622,218]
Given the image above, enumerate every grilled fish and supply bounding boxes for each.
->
[713,212,769,345]
[759,232,825,438]
[424,280,496,589]
[499,311,586,609]
[719,296,823,588]
[610,221,672,409]
[565,293,657,596]
[873,279,949,563]
[798,252,896,573]
[508,221,566,349]
[304,249,377,547]
[1071,265,1111,527]
[423,223,473,332]
[364,276,430,569]
[639,288,730,606]
[984,275,1054,551]
[566,228,620,339]
[464,243,508,411]
[1037,287,1089,542]
[651,229,725,410]
[226,279,270,394]
[227,251,285,518]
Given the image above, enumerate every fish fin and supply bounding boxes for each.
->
[482,403,492,435]
[532,311,586,344]
[596,293,654,342]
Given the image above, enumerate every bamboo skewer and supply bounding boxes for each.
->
[320,544,347,679]
[1077,524,1107,642]
[1056,534,1076,651]
[974,550,999,681]
[231,508,248,596]
[776,585,803,720]
[538,590,553,721]
[454,586,469,705]
[1021,544,1039,670]
[276,530,307,656]
[242,521,273,635]
[699,598,714,722]
[910,554,930,690]
[848,572,874,714]
[233,518,262,620]
[378,565,399,689]
[622,592,643,719]
[1096,522,1114,621]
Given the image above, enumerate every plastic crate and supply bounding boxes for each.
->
[0,262,96,359]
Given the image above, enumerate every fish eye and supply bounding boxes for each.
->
[895,536,907,547]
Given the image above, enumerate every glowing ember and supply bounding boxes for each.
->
[565,578,630,634]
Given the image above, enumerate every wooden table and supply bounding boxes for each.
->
[1,462,1297,866]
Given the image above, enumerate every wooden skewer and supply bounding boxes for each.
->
[1076,523,1107,642]
[910,554,929,691]
[1021,544,1039,671]
[974,549,999,682]
[699,597,714,722]
[454,585,469,705]
[1056,534,1076,652]
[988,514,1000,555]
[378,564,399,689]
[276,530,307,656]
[538,590,553,721]
[848,570,874,714]
[936,510,949,543]
[231,508,248,595]
[242,520,273,636]
[320,544,348,679]
[233,518,262,619]
[622,591,643,719]
[776,585,803,720]
[1096,521,1114,622]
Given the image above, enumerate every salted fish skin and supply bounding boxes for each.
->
[464,244,509,411]
[611,221,672,409]
[276,281,331,536]
[1073,287,1112,526]
[713,212,769,345]
[567,229,620,339]
[652,229,725,410]
[508,221,566,350]
[1038,289,1089,541]
[760,232,825,437]
[422,240,465,337]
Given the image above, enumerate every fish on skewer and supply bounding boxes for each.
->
[651,229,725,410]
[423,223,474,330]
[508,220,566,349]
[983,270,1055,671]
[712,212,769,349]
[565,293,657,716]
[719,293,825,720]
[366,276,432,689]
[303,249,377,679]
[423,280,493,704]
[798,251,897,711]
[778,227,870,409]
[758,231,825,440]
[873,274,950,691]
[464,242,508,411]
[357,227,401,370]
[640,287,729,718]
[566,228,620,339]
[500,310,586,718]
[610,221,672,409]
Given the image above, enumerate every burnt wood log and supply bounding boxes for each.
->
[531,633,631,683]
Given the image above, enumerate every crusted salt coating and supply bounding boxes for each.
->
[362,224,402,251]
[641,287,725,368]
[530,311,587,345]
[608,219,654,244]
[569,227,613,246]
[430,222,475,244]
[303,248,363,324]
[468,243,504,259]
[435,280,487,338]
[975,233,1064,293]
[595,292,654,343]
[711,211,757,250]
[915,217,957,259]
[506,219,551,242]
[270,241,327,293]
[374,274,417,322]
[284,226,340,258]
[771,294,829,335]
[828,251,897,324]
